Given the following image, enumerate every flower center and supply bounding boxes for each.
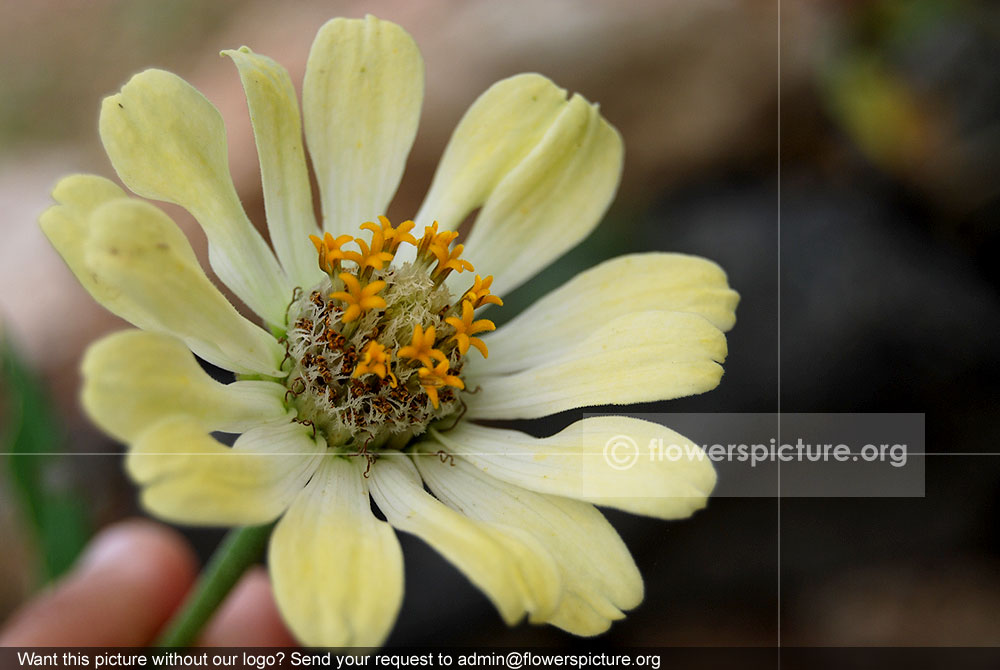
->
[281,217,501,453]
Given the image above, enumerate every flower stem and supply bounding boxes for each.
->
[154,522,275,647]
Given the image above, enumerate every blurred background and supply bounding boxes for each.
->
[1,0,999,648]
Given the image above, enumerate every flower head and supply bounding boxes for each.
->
[41,15,738,647]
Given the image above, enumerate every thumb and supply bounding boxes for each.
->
[0,519,197,646]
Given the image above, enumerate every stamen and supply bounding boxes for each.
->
[445,300,495,358]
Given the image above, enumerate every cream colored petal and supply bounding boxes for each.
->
[479,253,739,375]
[431,417,716,520]
[269,456,403,647]
[454,92,623,297]
[303,15,423,236]
[99,69,291,325]
[82,330,291,443]
[369,455,561,625]
[415,446,642,636]
[127,416,323,526]
[49,174,127,217]
[415,74,575,232]
[467,311,727,420]
[223,47,322,290]
[78,198,284,376]
[40,175,131,304]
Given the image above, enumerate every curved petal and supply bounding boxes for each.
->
[430,417,716,520]
[82,330,291,443]
[75,198,285,376]
[414,445,642,636]
[223,47,322,290]
[127,416,324,526]
[456,92,623,297]
[40,174,129,301]
[99,68,291,325]
[466,311,727,420]
[479,253,739,375]
[269,456,403,647]
[369,455,561,625]
[415,74,575,232]
[303,15,423,236]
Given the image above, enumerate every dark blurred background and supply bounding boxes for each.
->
[1,0,999,648]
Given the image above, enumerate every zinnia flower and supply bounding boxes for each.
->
[40,15,738,646]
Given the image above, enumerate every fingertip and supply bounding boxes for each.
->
[0,518,198,646]
[199,567,298,647]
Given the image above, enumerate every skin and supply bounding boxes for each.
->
[0,519,297,647]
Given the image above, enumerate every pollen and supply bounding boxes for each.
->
[445,300,495,358]
[398,324,448,368]
[329,272,387,323]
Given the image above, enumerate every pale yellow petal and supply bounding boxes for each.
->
[431,417,716,520]
[479,253,739,375]
[40,175,131,305]
[99,69,291,324]
[454,91,623,297]
[269,456,403,647]
[82,330,291,443]
[369,455,561,625]
[127,416,323,526]
[467,311,727,420]
[415,447,642,636]
[79,198,284,376]
[303,15,423,235]
[223,47,322,290]
[415,74,574,232]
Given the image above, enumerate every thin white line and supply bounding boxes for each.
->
[777,0,783,652]
[0,451,977,456]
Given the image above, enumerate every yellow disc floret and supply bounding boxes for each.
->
[329,272,387,323]
[460,274,503,309]
[343,234,393,274]
[417,359,465,409]
[398,324,448,368]
[416,221,458,262]
[445,300,495,357]
[353,341,398,387]
[363,215,417,255]
[432,243,474,281]
[309,232,355,276]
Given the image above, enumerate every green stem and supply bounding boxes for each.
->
[154,523,275,647]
